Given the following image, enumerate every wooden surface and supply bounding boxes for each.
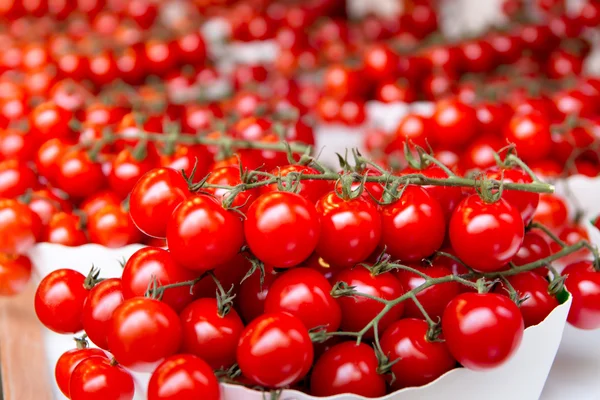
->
[0,284,53,400]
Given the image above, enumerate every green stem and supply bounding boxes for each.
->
[529,222,567,248]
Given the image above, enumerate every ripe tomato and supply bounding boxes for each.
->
[485,167,539,224]
[204,165,258,213]
[56,150,106,199]
[494,271,559,327]
[34,269,88,334]
[244,192,320,268]
[237,312,313,388]
[0,198,42,254]
[533,194,568,230]
[236,268,279,323]
[81,278,124,350]
[334,268,404,338]
[323,64,363,100]
[563,261,600,330]
[459,134,504,172]
[0,253,32,296]
[29,101,73,142]
[122,247,201,312]
[70,356,135,400]
[130,167,190,238]
[450,194,524,272]
[380,318,456,389]
[35,137,72,183]
[180,298,244,369]
[264,267,341,332]
[262,164,330,204]
[315,192,381,268]
[108,297,182,372]
[504,112,552,162]
[512,231,551,276]
[0,159,37,198]
[147,354,219,400]
[550,225,591,264]
[380,185,446,262]
[160,144,211,179]
[166,195,244,271]
[80,190,121,218]
[108,148,156,198]
[395,264,460,320]
[363,43,399,81]
[442,293,524,370]
[43,212,86,246]
[88,204,141,248]
[430,99,479,149]
[27,189,71,225]
[55,348,108,398]
[310,342,386,397]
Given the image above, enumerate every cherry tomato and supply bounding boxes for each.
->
[442,293,524,370]
[315,192,381,268]
[380,185,446,262]
[55,348,108,398]
[0,128,35,161]
[81,278,124,350]
[262,164,330,205]
[0,198,42,254]
[147,354,220,400]
[160,144,210,179]
[34,269,88,334]
[512,231,552,276]
[334,268,404,338]
[130,167,190,238]
[380,318,456,389]
[245,192,320,268]
[80,190,121,218]
[310,342,386,397]
[29,101,73,142]
[70,356,135,400]
[563,261,600,330]
[550,225,591,264]
[0,253,32,296]
[504,112,552,162]
[236,269,279,323]
[264,267,341,331]
[237,312,313,388]
[460,135,504,172]
[180,298,244,369]
[485,167,539,224]
[204,165,258,213]
[533,194,568,230]
[43,212,87,246]
[108,297,182,372]
[56,150,106,199]
[88,204,141,248]
[166,194,244,271]
[450,194,524,272]
[389,113,430,149]
[430,99,479,149]
[108,148,156,198]
[395,264,460,320]
[35,137,72,183]
[0,159,38,198]
[363,43,399,82]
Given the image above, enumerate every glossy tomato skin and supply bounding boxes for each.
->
[563,261,600,330]
[245,192,320,268]
[80,190,121,218]
[88,204,141,248]
[107,298,182,372]
[395,264,460,320]
[533,194,568,230]
[69,356,135,400]
[380,318,456,389]
[264,267,341,332]
[237,312,313,388]
[236,269,279,323]
[334,268,404,338]
[122,247,201,312]
[81,278,124,350]
[180,298,244,369]
[430,99,479,149]
[0,253,32,296]
[442,293,524,370]
[147,354,220,400]
[204,165,258,213]
[512,231,552,276]
[0,159,38,198]
[494,271,558,327]
[166,195,244,271]
[450,195,524,272]
[485,167,539,224]
[55,150,106,199]
[262,164,330,205]
[315,192,381,268]
[34,269,88,334]
[108,148,156,198]
[504,112,552,162]
[380,186,446,262]
[43,212,88,246]
[129,167,190,238]
[310,342,386,397]
[55,348,108,398]
[0,198,42,254]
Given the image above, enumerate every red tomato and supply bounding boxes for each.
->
[180,298,244,369]
[88,204,141,248]
[27,189,71,226]
[460,134,504,172]
[160,144,211,179]
[147,354,220,400]
[310,342,386,397]
[70,356,134,400]
[485,167,539,224]
[43,212,87,246]
[236,269,279,323]
[0,198,42,254]
[244,192,320,268]
[55,348,108,398]
[108,148,156,198]
[550,225,591,264]
[56,150,106,199]
[430,99,479,149]
[494,271,559,327]
[461,39,496,73]
[391,113,430,151]
[449,194,524,272]
[443,293,524,370]
[395,264,460,320]
[0,128,35,161]
[129,167,190,239]
[80,190,121,218]
[315,192,381,268]
[204,165,258,213]
[108,297,182,372]
[29,101,73,142]
[0,159,38,198]
[512,231,552,276]
[0,253,32,296]
[533,194,568,230]
[262,164,330,205]
[82,278,123,350]
[504,112,552,162]
[264,267,341,332]
[237,312,313,388]
[563,261,600,329]
[363,43,399,81]
[166,195,244,271]
[380,185,446,262]
[34,269,88,334]
[122,247,201,312]
[323,64,364,100]
[334,268,404,338]
[35,137,71,183]
[380,318,456,389]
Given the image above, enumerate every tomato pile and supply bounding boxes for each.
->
[0,0,599,399]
